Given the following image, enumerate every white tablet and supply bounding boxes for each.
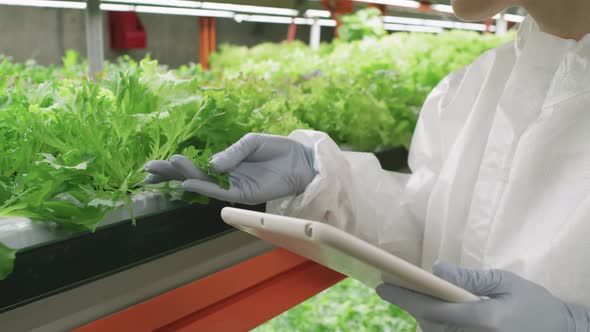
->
[221,207,479,303]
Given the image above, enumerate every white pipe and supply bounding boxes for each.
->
[430,4,453,13]
[384,16,489,32]
[304,9,331,19]
[384,23,442,33]
[0,0,86,9]
[201,2,298,17]
[355,0,420,8]
[503,13,525,23]
[310,19,321,50]
[85,0,104,78]
[496,16,508,35]
[104,0,201,8]
[135,5,234,18]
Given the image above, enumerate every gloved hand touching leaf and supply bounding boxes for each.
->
[376,261,590,332]
[144,133,316,205]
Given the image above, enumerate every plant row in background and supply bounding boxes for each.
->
[253,278,417,332]
[209,30,512,151]
[0,25,512,279]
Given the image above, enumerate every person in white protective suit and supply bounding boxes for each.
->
[145,0,590,330]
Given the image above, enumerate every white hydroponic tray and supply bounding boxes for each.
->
[0,191,178,250]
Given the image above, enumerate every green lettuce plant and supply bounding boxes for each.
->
[0,29,512,279]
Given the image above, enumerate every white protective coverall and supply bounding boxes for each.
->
[267,16,590,307]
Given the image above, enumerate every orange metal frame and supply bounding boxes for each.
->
[322,0,354,37]
[74,249,346,332]
[287,18,297,43]
[199,17,216,70]
[484,18,494,34]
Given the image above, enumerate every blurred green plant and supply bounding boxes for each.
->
[253,278,417,332]
[210,30,513,150]
[339,8,387,42]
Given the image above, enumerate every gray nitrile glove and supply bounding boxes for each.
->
[144,133,316,205]
[376,261,590,332]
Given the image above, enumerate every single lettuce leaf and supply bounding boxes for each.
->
[182,146,230,190]
[0,242,16,280]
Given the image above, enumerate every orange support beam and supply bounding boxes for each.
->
[199,17,216,70]
[287,18,297,43]
[322,0,354,38]
[74,249,346,332]
[484,18,494,34]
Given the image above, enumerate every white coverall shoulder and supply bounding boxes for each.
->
[267,16,590,307]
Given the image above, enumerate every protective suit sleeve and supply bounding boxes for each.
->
[266,66,469,266]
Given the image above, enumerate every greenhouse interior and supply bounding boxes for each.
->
[5,0,590,331]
